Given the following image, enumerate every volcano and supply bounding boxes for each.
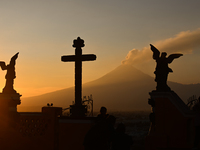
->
[18,64,200,112]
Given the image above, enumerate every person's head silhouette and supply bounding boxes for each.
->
[100,107,107,115]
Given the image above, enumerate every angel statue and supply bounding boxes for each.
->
[0,53,19,94]
[150,44,182,91]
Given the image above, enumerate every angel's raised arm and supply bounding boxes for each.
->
[0,62,6,70]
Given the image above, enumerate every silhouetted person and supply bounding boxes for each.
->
[111,123,133,150]
[83,115,116,150]
[150,44,182,91]
[96,106,109,123]
[193,97,200,149]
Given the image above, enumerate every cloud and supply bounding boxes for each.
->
[122,28,200,65]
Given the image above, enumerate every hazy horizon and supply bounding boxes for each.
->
[18,64,200,112]
[21,63,198,99]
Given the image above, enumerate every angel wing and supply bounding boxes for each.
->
[150,44,160,60]
[10,52,19,66]
[11,52,19,61]
[167,54,183,64]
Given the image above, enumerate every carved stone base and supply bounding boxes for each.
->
[0,93,21,127]
[70,104,87,117]
[0,93,21,109]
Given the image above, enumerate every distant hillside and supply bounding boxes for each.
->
[18,64,200,112]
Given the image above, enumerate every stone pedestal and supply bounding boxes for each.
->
[145,91,195,150]
[58,116,95,150]
[0,93,21,126]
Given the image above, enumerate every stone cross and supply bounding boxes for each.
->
[61,37,96,116]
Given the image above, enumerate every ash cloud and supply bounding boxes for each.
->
[122,28,200,65]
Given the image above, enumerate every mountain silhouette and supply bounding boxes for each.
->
[18,64,200,112]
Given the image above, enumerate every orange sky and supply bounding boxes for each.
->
[1,1,200,97]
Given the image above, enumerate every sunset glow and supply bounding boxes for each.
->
[0,0,200,98]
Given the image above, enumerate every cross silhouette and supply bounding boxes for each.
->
[61,37,96,116]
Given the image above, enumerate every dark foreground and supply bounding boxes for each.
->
[94,111,150,150]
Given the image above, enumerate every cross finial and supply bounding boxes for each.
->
[73,37,85,48]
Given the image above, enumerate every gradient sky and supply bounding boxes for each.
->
[0,0,200,97]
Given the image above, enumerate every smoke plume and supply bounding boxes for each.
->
[122,28,200,65]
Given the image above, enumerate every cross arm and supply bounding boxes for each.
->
[82,54,96,61]
[61,54,96,62]
[61,55,76,62]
